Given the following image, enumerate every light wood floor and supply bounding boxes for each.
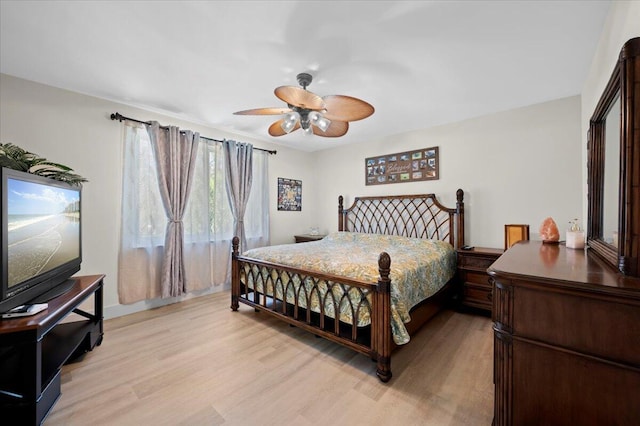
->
[46,291,494,425]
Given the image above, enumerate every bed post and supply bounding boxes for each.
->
[338,195,345,231]
[231,236,240,311]
[456,189,465,249]
[375,252,392,382]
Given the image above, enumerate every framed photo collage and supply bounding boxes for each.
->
[365,146,439,186]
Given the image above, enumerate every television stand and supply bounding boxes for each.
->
[0,275,104,425]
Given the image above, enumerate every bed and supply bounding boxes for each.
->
[230,190,465,382]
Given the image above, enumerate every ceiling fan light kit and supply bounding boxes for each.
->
[281,111,300,133]
[308,111,331,132]
[234,72,374,138]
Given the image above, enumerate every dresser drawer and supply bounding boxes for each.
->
[464,271,492,288]
[463,283,492,309]
[511,283,640,366]
[458,255,496,270]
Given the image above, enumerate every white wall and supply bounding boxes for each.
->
[0,74,317,318]
[314,96,583,249]
[581,1,640,221]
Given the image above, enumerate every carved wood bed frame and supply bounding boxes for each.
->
[230,189,465,382]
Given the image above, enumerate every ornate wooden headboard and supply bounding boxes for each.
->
[338,189,465,249]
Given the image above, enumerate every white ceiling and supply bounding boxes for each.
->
[0,1,611,152]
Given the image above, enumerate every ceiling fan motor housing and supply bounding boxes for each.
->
[297,72,313,90]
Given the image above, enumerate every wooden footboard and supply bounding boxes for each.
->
[230,236,394,381]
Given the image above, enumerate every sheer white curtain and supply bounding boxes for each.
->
[118,122,270,304]
[119,123,165,303]
[244,149,269,250]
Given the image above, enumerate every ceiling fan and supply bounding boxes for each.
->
[233,72,374,137]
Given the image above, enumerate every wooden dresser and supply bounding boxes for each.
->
[488,241,640,425]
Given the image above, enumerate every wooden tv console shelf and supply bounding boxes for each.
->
[0,274,104,425]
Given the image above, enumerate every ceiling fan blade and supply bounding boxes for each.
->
[275,86,325,110]
[268,119,300,137]
[234,107,292,115]
[315,120,349,137]
[322,95,375,122]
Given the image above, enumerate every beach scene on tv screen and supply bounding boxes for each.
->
[7,178,80,288]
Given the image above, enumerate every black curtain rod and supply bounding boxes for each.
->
[110,112,277,155]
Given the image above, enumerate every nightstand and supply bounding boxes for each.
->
[457,247,504,313]
[294,234,326,243]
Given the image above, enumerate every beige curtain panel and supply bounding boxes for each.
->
[147,122,200,298]
[223,139,253,252]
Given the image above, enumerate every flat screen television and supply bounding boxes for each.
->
[0,167,82,313]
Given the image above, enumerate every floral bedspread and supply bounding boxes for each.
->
[241,232,456,345]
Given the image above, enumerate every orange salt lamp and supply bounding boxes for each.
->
[539,217,560,243]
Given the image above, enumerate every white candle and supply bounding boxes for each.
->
[566,231,585,249]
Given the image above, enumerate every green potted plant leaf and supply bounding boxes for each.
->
[0,143,87,186]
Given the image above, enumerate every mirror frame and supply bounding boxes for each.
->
[587,37,639,276]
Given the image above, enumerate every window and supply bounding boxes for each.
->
[119,122,270,302]
[122,124,268,248]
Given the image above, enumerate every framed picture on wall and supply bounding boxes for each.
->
[365,146,439,185]
[277,177,302,211]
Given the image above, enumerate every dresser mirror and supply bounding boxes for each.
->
[587,37,639,276]
[601,95,620,247]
